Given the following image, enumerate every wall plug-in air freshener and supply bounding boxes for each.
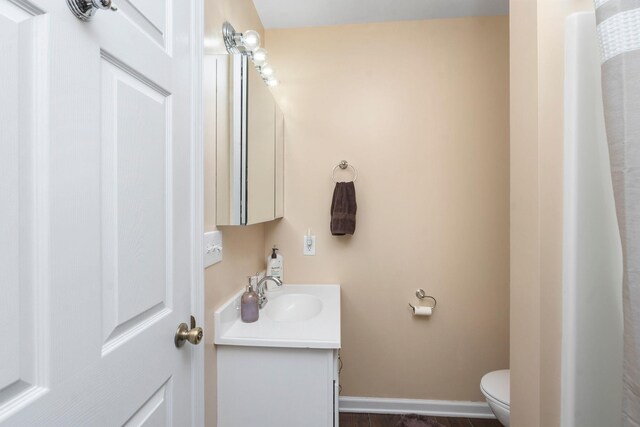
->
[303,228,316,256]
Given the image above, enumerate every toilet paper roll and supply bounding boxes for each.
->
[412,306,432,316]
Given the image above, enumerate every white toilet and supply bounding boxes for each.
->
[480,369,510,427]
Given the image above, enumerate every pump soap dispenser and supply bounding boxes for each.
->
[240,277,259,323]
[266,246,283,281]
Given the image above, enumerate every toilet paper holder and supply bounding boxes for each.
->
[408,288,437,310]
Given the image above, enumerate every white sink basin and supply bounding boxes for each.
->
[214,284,341,349]
[265,294,323,322]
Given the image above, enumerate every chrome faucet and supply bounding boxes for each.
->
[256,276,283,308]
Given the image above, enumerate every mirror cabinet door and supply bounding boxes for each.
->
[275,104,284,219]
[247,63,276,224]
[213,53,284,226]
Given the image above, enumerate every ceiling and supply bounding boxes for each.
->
[252,0,509,29]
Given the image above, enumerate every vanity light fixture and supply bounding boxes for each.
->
[252,48,268,66]
[242,30,261,51]
[260,64,274,77]
[222,22,261,54]
[223,21,280,87]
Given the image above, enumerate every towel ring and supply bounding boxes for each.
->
[332,160,358,183]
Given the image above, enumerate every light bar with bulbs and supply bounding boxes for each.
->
[222,21,279,87]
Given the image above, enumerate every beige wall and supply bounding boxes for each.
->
[509,1,593,426]
[509,1,541,424]
[264,17,510,401]
[203,1,266,426]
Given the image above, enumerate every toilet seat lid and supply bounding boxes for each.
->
[481,370,510,407]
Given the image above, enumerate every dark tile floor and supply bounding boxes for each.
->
[339,413,502,427]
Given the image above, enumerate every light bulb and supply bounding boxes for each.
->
[261,64,274,77]
[266,77,279,87]
[241,30,260,51]
[252,48,267,66]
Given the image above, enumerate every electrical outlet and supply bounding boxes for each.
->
[303,235,316,256]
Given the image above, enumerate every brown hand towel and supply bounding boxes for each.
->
[330,181,357,236]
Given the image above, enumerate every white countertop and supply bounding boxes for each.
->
[214,284,341,349]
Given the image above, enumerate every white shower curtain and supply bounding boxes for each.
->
[594,1,640,425]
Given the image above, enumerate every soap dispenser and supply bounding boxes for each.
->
[266,245,283,281]
[240,277,259,323]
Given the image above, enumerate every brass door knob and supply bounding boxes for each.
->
[175,315,203,348]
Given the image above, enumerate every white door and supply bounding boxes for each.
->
[0,0,203,425]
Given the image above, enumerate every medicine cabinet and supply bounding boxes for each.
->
[215,54,284,225]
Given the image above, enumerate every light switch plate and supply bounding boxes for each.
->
[303,235,316,256]
[204,231,223,268]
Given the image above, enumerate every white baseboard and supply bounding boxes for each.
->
[339,396,495,419]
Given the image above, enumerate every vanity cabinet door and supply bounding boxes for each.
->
[218,346,336,427]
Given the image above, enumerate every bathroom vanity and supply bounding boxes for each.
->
[214,285,341,427]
